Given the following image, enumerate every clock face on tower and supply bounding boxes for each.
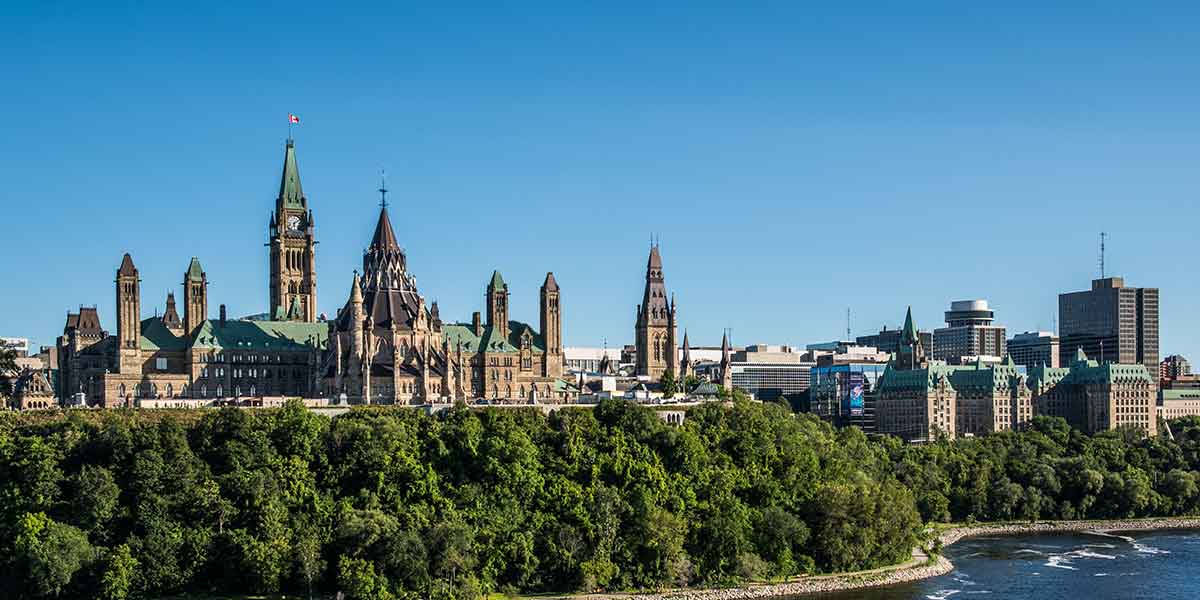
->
[286,215,301,232]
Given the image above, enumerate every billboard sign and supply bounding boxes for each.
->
[845,372,865,417]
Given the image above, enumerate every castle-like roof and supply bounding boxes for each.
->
[443,321,546,354]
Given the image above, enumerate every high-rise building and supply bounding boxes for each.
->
[932,300,1007,363]
[1007,331,1060,369]
[1058,277,1159,383]
[1161,355,1192,380]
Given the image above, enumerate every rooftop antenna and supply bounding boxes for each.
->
[1099,232,1106,278]
[378,170,388,209]
[846,307,851,340]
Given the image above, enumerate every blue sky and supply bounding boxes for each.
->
[2,2,1198,358]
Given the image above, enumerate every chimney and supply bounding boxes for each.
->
[472,311,482,336]
[219,304,227,325]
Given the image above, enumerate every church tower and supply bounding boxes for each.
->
[540,272,563,377]
[183,257,208,334]
[268,139,317,322]
[116,253,142,374]
[487,270,509,337]
[635,243,676,379]
[720,329,733,390]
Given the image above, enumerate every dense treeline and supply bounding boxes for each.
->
[892,416,1200,524]
[4,401,1200,600]
[0,400,917,599]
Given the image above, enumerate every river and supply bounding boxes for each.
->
[813,529,1200,599]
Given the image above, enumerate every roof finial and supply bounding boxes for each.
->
[378,169,389,209]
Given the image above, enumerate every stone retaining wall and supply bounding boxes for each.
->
[938,518,1200,547]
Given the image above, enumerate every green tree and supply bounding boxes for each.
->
[14,512,95,598]
[99,544,139,600]
[660,372,677,399]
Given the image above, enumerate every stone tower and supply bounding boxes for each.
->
[115,253,141,374]
[540,272,563,378]
[487,270,509,337]
[635,244,677,378]
[183,257,208,334]
[268,139,317,322]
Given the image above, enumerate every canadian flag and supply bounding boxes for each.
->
[288,113,300,124]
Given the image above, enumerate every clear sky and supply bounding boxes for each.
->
[2,2,1198,358]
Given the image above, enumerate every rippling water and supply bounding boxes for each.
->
[811,530,1200,599]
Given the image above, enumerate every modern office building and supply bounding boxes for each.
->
[932,300,1007,363]
[1058,277,1159,383]
[724,344,814,403]
[1161,355,1192,381]
[1008,331,1060,369]
[1159,388,1200,421]
[809,361,888,432]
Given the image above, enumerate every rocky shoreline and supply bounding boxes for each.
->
[563,517,1200,600]
[936,517,1200,547]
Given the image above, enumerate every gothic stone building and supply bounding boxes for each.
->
[875,308,1155,442]
[634,244,679,379]
[322,202,569,404]
[56,138,571,408]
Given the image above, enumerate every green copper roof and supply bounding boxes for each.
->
[139,317,190,352]
[191,319,327,351]
[489,270,506,290]
[185,257,204,281]
[278,140,304,208]
[443,321,544,354]
[902,306,919,343]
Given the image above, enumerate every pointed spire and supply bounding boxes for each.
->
[542,272,558,291]
[278,139,305,208]
[647,244,663,270]
[350,271,363,305]
[118,253,137,277]
[721,329,731,357]
[902,306,918,343]
[369,205,401,251]
[490,270,507,290]
[185,257,205,281]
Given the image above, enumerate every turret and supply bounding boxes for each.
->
[540,272,563,377]
[487,270,509,337]
[116,254,140,351]
[183,257,208,334]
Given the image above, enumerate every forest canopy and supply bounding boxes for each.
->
[1,400,1198,599]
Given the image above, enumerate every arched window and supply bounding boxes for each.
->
[216,385,223,398]
[166,383,173,397]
